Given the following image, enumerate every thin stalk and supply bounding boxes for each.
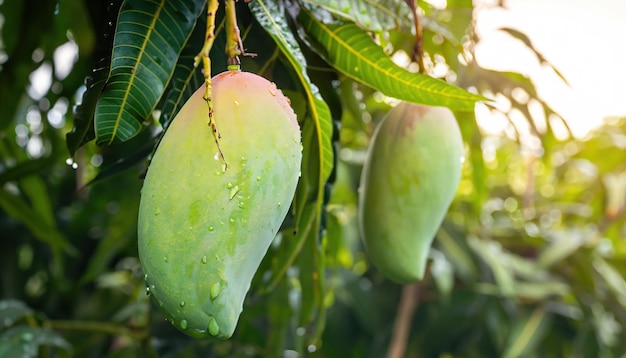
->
[194,0,228,171]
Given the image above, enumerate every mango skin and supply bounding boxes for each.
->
[138,71,301,339]
[358,103,463,284]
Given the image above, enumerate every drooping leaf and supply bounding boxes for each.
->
[299,7,483,111]
[249,7,333,345]
[66,60,109,155]
[250,0,334,191]
[94,0,206,145]
[499,27,570,86]
[300,0,406,32]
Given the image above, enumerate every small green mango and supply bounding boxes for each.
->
[138,71,301,339]
[358,102,463,284]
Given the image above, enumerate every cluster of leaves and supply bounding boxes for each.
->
[1,0,625,356]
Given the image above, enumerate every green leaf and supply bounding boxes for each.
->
[593,257,626,308]
[0,158,49,185]
[299,7,483,111]
[0,300,33,328]
[94,0,206,145]
[0,326,71,358]
[0,189,74,257]
[158,12,211,128]
[66,61,109,155]
[468,236,515,295]
[502,307,551,358]
[250,0,334,190]
[537,229,588,269]
[250,1,333,315]
[300,0,406,32]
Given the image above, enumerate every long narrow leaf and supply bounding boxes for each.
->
[300,7,483,111]
[301,0,406,31]
[250,0,334,191]
[502,307,551,358]
[94,0,206,144]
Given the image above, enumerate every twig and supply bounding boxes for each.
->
[404,0,425,74]
[46,320,148,341]
[386,282,422,358]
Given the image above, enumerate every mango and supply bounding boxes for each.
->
[138,71,301,339]
[358,102,463,283]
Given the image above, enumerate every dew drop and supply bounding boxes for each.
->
[277,202,282,207]
[179,301,186,307]
[210,281,222,300]
[227,182,233,189]
[234,100,239,106]
[214,152,220,161]
[180,319,188,330]
[154,209,161,216]
[241,156,247,161]
[163,256,168,263]
[229,217,235,223]
[208,226,215,232]
[201,255,207,264]
[145,286,151,296]
[256,176,261,181]
[269,89,277,96]
[144,273,148,281]
[71,162,78,169]
[238,201,245,208]
[208,317,219,336]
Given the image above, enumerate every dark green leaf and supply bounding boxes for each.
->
[158,12,210,128]
[0,158,50,185]
[66,61,109,155]
[94,0,206,144]
[0,300,33,328]
[0,189,74,256]
[0,326,71,358]
[300,7,483,111]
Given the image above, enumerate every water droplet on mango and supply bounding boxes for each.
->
[208,317,219,336]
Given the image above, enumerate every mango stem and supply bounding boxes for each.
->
[194,0,228,171]
[225,0,256,70]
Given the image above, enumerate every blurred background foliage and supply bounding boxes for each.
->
[1,0,625,357]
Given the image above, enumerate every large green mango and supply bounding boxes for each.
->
[138,71,301,339]
[358,102,463,283]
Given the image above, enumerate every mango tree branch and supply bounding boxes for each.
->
[194,0,228,171]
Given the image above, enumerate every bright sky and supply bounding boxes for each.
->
[473,0,626,138]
